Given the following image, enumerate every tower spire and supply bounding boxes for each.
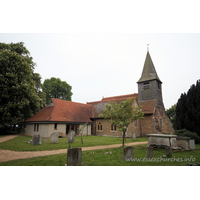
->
[147,44,149,52]
[137,51,161,83]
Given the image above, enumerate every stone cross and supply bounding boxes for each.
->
[32,134,41,145]
[50,132,59,144]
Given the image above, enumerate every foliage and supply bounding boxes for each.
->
[99,98,144,147]
[43,77,73,104]
[166,104,176,129]
[176,80,200,137]
[0,42,44,129]
[174,129,200,143]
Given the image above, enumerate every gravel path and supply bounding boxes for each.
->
[0,135,148,163]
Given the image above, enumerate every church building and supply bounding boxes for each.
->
[25,51,174,138]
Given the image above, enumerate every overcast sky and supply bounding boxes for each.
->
[1,33,200,109]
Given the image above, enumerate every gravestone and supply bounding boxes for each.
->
[123,146,134,161]
[166,146,172,158]
[67,148,82,166]
[189,140,195,150]
[146,145,153,158]
[32,134,41,145]
[68,130,75,143]
[50,132,59,144]
[132,130,136,140]
[44,138,48,143]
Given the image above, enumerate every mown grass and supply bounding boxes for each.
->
[1,144,200,166]
[0,135,147,151]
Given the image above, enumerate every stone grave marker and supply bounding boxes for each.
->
[68,130,75,143]
[32,134,41,145]
[50,132,59,144]
[166,146,172,158]
[146,145,153,158]
[44,138,48,143]
[123,146,134,161]
[67,148,82,166]
[132,130,136,140]
[189,140,196,150]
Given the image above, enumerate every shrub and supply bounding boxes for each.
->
[174,129,200,143]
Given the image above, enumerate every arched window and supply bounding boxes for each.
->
[111,124,117,131]
[97,122,102,131]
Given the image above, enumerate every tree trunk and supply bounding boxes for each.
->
[122,131,125,147]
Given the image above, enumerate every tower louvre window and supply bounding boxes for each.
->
[143,82,149,90]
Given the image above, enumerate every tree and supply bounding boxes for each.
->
[176,80,200,137]
[0,42,44,131]
[99,98,143,147]
[166,104,176,129]
[43,77,73,104]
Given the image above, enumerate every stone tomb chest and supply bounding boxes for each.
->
[147,134,178,149]
[176,137,191,150]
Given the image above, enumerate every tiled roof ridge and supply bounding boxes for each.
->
[47,104,55,121]
[52,98,92,107]
[102,93,138,100]
[87,93,138,104]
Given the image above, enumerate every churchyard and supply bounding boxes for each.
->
[0,134,200,166]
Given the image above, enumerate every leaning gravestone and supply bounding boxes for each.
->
[189,140,196,150]
[32,134,41,145]
[146,145,153,158]
[50,132,59,144]
[123,146,134,161]
[132,130,136,140]
[68,130,75,143]
[166,146,172,158]
[67,148,82,166]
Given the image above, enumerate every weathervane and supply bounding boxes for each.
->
[147,44,149,52]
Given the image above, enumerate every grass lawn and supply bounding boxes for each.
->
[1,144,200,166]
[0,135,147,151]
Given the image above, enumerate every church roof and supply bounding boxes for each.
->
[25,98,93,123]
[137,51,162,83]
[138,100,157,114]
[87,93,138,118]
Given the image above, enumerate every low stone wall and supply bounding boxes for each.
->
[147,134,178,149]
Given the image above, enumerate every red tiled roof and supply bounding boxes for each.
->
[25,98,93,123]
[138,100,157,114]
[101,93,138,102]
[87,93,138,118]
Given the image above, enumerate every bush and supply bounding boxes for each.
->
[174,129,200,143]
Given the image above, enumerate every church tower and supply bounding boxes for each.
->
[137,51,164,109]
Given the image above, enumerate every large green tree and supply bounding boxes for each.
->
[176,80,200,136]
[166,104,176,129]
[99,98,144,147]
[0,42,44,129]
[43,77,73,104]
